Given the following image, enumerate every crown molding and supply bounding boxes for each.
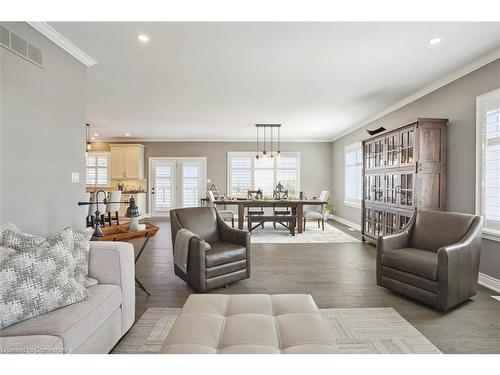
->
[330,46,500,142]
[96,137,332,143]
[27,22,97,67]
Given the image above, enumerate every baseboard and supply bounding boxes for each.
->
[328,214,361,232]
[478,273,500,293]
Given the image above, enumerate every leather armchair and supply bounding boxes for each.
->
[377,210,483,311]
[170,207,250,292]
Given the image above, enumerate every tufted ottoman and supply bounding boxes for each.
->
[160,294,337,354]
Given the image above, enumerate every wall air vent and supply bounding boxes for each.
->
[0,24,43,68]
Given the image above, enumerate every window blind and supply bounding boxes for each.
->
[478,89,500,235]
[344,142,362,206]
[227,152,300,197]
[86,152,110,187]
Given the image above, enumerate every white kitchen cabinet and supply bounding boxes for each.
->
[110,144,144,179]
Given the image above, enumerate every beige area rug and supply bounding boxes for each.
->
[113,307,440,354]
[250,221,360,244]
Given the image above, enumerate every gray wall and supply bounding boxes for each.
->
[0,22,88,236]
[331,59,500,279]
[93,141,332,201]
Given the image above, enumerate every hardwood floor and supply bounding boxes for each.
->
[128,219,500,354]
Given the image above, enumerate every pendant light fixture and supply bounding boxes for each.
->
[255,124,282,159]
[86,123,92,154]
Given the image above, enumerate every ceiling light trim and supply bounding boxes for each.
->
[27,22,97,67]
[330,46,500,142]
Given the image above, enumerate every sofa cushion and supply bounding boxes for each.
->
[0,335,63,354]
[205,241,247,267]
[382,248,438,281]
[0,228,89,329]
[410,210,474,252]
[161,294,336,354]
[0,284,121,353]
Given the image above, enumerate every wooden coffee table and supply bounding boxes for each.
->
[92,222,159,295]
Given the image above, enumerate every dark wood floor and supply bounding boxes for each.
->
[128,219,500,354]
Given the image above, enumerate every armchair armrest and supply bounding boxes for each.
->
[88,241,135,334]
[437,216,483,310]
[217,215,250,247]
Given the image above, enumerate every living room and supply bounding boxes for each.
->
[1,0,500,373]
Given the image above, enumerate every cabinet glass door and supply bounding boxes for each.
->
[386,133,399,167]
[373,175,384,203]
[399,173,414,208]
[373,138,385,168]
[399,128,415,166]
[385,174,399,206]
[385,211,399,234]
[364,142,374,169]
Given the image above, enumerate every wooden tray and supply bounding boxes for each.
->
[92,222,159,242]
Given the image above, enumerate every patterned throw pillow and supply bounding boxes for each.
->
[73,228,98,287]
[0,223,21,246]
[2,228,97,287]
[0,228,89,329]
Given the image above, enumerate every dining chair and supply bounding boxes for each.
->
[207,190,235,227]
[303,190,330,231]
[105,191,122,226]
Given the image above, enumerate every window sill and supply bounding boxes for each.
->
[344,201,362,209]
[483,229,500,242]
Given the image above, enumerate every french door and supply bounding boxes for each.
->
[149,157,206,217]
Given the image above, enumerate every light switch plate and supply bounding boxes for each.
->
[71,172,80,183]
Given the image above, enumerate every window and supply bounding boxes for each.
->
[86,152,111,187]
[476,88,500,240]
[344,142,362,207]
[227,152,300,197]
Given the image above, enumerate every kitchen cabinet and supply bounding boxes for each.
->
[110,144,144,179]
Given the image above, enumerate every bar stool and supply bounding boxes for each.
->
[105,191,121,226]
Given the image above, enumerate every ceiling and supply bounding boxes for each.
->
[49,22,500,141]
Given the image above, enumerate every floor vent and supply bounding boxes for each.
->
[0,24,43,68]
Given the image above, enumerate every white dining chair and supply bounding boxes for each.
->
[303,190,330,231]
[105,191,122,226]
[207,190,235,227]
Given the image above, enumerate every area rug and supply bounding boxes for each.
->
[250,221,360,244]
[113,307,440,354]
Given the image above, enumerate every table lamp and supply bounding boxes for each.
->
[125,196,141,231]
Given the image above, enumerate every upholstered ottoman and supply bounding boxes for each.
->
[160,294,337,354]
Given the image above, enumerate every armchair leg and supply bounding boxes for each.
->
[303,217,306,231]
[107,212,112,226]
[317,219,320,228]
[231,218,234,228]
[115,211,120,225]
[322,219,325,231]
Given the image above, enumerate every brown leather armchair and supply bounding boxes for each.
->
[170,207,250,292]
[377,210,483,311]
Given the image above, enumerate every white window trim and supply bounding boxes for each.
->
[226,151,301,197]
[344,141,362,208]
[475,87,500,242]
[86,151,111,188]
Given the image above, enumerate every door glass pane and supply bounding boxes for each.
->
[155,164,172,211]
[182,163,200,207]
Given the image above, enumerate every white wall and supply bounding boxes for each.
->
[1,22,88,235]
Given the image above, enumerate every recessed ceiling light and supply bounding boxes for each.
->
[91,136,96,140]
[93,133,99,137]
[137,34,150,43]
[429,37,442,45]
[125,133,131,137]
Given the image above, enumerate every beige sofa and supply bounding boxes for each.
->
[0,242,135,354]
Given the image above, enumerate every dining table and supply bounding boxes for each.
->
[200,198,328,234]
